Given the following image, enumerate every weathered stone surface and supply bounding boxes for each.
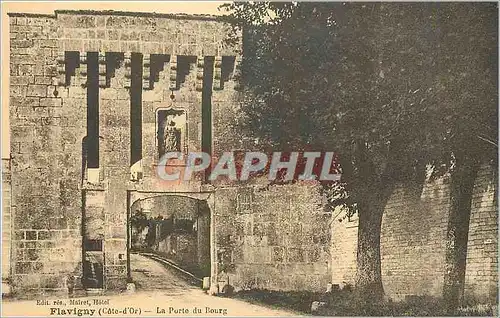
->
[332,163,498,303]
[26,85,47,97]
[6,10,497,305]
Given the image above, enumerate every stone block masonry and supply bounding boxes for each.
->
[330,209,358,289]
[332,163,498,303]
[9,13,76,297]
[214,183,331,293]
[464,165,497,304]
[380,175,452,300]
[8,9,240,295]
[2,158,13,295]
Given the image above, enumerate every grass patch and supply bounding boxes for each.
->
[318,293,496,316]
[232,289,322,314]
[232,288,497,316]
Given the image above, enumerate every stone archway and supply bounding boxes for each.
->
[126,191,215,290]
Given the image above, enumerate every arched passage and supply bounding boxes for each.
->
[126,192,213,289]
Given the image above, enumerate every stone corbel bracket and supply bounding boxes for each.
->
[56,52,66,87]
[196,55,204,92]
[98,52,106,88]
[213,55,222,91]
[124,52,132,89]
[142,53,151,90]
[169,55,177,91]
[79,52,88,88]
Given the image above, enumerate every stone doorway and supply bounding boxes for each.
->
[127,193,212,290]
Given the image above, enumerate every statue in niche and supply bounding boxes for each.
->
[163,114,181,153]
[157,108,185,158]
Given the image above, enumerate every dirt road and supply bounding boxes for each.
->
[2,254,299,317]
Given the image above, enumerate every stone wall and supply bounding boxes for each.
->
[53,11,237,56]
[157,233,197,270]
[380,175,451,300]
[332,163,498,303]
[464,165,498,303]
[330,210,358,289]
[214,182,331,293]
[2,158,13,294]
[8,10,239,294]
[196,210,211,277]
[9,14,82,296]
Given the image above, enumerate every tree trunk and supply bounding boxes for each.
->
[443,154,480,312]
[354,186,392,304]
[355,201,384,301]
[342,142,394,304]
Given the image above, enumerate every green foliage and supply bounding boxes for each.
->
[130,211,149,232]
[221,2,497,195]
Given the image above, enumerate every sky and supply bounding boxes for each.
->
[1,1,228,158]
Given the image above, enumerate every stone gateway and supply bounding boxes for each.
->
[3,10,497,305]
